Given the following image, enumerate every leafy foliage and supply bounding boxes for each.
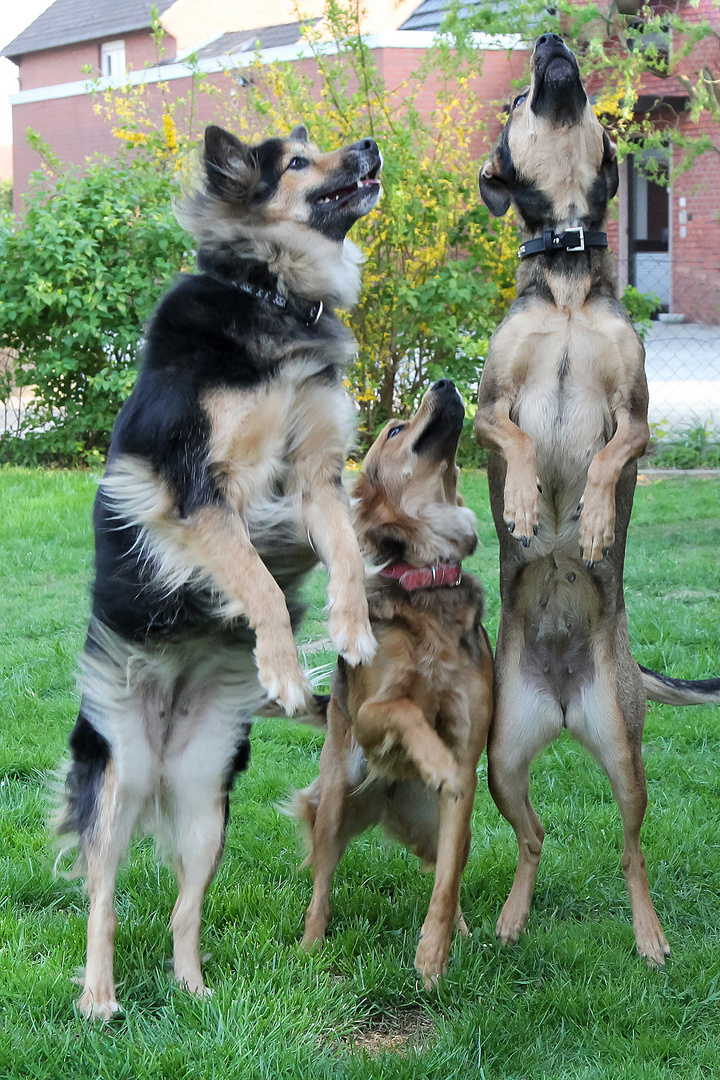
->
[1,1,718,462]
[0,139,191,464]
[621,284,661,340]
[649,418,720,468]
[0,178,12,215]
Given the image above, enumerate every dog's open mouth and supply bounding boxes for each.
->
[315,163,382,209]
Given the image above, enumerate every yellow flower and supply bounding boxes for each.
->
[162,112,178,152]
[111,127,147,145]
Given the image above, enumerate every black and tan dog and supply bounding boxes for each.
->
[291,380,493,988]
[56,124,383,1018]
[475,33,720,964]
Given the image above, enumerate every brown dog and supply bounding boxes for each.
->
[291,379,493,987]
[475,33,720,964]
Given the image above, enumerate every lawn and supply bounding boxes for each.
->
[0,467,719,1079]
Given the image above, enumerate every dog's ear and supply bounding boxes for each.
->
[353,472,411,560]
[290,124,309,143]
[204,125,257,200]
[479,148,513,217]
[602,131,619,201]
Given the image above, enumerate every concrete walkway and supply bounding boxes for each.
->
[645,322,720,429]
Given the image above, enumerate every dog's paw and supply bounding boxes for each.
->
[423,754,464,799]
[255,637,311,716]
[503,469,541,547]
[578,487,615,567]
[329,598,377,666]
[495,896,529,945]
[415,925,451,990]
[300,928,325,952]
[634,911,670,967]
[78,989,121,1021]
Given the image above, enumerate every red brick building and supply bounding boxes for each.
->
[3,0,720,321]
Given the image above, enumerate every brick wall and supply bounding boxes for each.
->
[17,32,175,91]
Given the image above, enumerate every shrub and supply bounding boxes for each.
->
[0,139,191,464]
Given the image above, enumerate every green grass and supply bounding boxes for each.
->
[1,467,719,1079]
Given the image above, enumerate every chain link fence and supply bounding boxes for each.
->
[3,267,719,465]
[637,259,720,465]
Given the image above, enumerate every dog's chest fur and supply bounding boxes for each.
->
[362,578,486,746]
[493,295,643,554]
[93,271,356,642]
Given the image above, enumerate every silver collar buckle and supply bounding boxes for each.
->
[564,227,585,252]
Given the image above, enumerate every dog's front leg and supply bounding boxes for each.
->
[355,698,463,796]
[579,401,649,566]
[290,446,375,665]
[475,395,541,546]
[188,506,310,713]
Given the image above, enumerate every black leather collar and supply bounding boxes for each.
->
[518,227,608,261]
[201,269,324,326]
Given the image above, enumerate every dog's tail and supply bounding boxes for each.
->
[279,782,322,869]
[640,664,720,706]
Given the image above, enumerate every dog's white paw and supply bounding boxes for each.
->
[78,990,121,1021]
[334,623,377,666]
[255,636,311,716]
[329,600,377,667]
[262,669,311,716]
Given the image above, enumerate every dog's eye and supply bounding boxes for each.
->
[387,425,405,439]
[513,94,527,109]
[287,156,309,171]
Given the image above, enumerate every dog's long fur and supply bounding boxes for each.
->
[475,34,720,966]
[57,123,384,1018]
[291,381,493,988]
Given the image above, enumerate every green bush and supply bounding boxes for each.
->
[0,142,191,465]
[649,420,720,469]
[621,284,661,341]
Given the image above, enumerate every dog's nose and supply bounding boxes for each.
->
[535,32,564,47]
[349,138,378,154]
[431,379,455,392]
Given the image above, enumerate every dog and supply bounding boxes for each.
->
[475,33,720,965]
[56,123,384,1018]
[291,379,493,988]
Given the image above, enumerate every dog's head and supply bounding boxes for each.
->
[178,125,383,305]
[479,34,618,233]
[200,124,382,241]
[353,379,477,566]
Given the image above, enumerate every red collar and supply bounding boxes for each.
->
[378,560,463,592]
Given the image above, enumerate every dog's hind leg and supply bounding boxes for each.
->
[163,703,245,996]
[78,747,154,1019]
[568,663,669,965]
[169,802,226,997]
[300,702,377,948]
[487,649,563,945]
[414,776,476,989]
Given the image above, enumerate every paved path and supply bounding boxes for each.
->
[645,323,720,428]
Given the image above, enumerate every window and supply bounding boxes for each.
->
[101,40,126,79]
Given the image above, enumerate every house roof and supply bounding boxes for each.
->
[400,1,483,31]
[188,22,310,62]
[400,0,513,32]
[1,0,176,61]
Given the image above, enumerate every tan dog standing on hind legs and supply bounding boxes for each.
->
[475,33,720,964]
[291,380,493,987]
